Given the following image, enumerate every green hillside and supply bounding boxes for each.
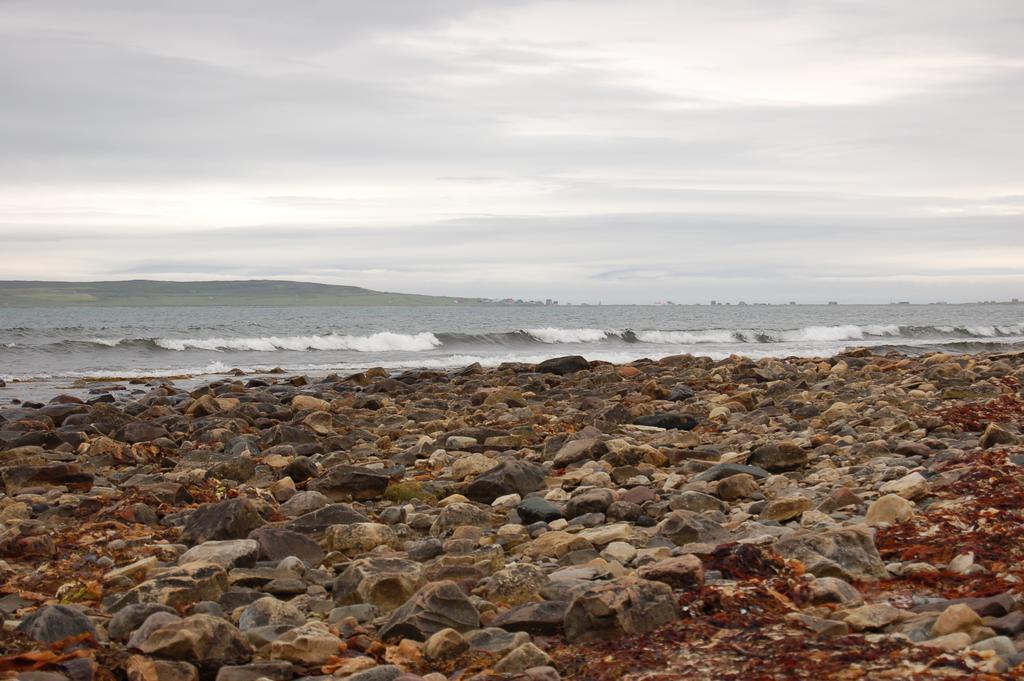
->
[0,280,486,307]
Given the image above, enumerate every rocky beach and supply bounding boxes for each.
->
[2,348,1024,680]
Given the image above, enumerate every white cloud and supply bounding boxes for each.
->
[0,0,1022,302]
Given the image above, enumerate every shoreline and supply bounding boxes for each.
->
[1,350,1024,677]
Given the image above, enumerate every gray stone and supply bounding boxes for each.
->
[378,580,480,641]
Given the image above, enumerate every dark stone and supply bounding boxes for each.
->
[309,464,390,501]
[491,601,567,635]
[247,527,324,566]
[215,661,295,681]
[378,580,480,641]
[748,441,809,472]
[691,463,771,483]
[180,498,264,546]
[466,459,547,504]
[119,421,171,444]
[2,463,94,495]
[633,413,699,431]
[565,489,614,518]
[535,356,590,376]
[284,503,369,535]
[517,497,563,524]
[108,603,177,642]
[17,605,98,644]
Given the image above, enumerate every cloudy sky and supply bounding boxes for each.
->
[2,1,1023,303]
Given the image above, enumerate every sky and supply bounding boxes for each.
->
[1,0,1023,304]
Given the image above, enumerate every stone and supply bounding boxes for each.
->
[979,423,1018,449]
[247,527,324,565]
[180,498,264,545]
[932,603,983,637]
[17,605,98,644]
[266,621,343,665]
[602,541,638,564]
[107,562,229,613]
[127,612,183,650]
[692,463,770,483]
[1,463,94,495]
[552,438,607,468]
[879,472,929,501]
[309,464,391,501]
[278,490,330,518]
[565,488,615,518]
[450,452,495,481]
[333,557,426,613]
[843,603,902,631]
[564,576,679,642]
[490,601,568,636]
[716,473,759,501]
[480,563,550,606]
[466,459,547,503]
[136,614,253,667]
[632,413,699,430]
[238,596,305,631]
[637,555,705,590]
[325,522,398,553]
[178,539,260,569]
[345,665,403,681]
[805,577,863,607]
[760,495,813,522]
[109,603,178,642]
[378,580,480,641]
[865,494,915,526]
[124,655,199,681]
[284,502,368,534]
[535,355,589,375]
[214,662,294,681]
[774,526,888,580]
[423,627,469,661]
[430,502,492,536]
[493,642,551,675]
[517,497,563,524]
[292,394,330,411]
[657,510,728,545]
[748,441,808,472]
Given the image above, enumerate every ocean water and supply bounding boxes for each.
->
[1,303,1023,384]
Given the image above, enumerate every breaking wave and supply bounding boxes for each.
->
[3,324,1023,356]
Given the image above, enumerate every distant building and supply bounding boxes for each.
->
[789,301,796,305]
[828,301,838,305]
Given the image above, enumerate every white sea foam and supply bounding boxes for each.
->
[524,328,610,343]
[635,329,737,344]
[154,332,441,353]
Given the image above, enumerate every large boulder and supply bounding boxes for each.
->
[309,464,390,502]
[178,539,260,569]
[657,510,729,545]
[106,562,228,613]
[17,605,98,644]
[747,441,809,472]
[774,526,887,580]
[378,581,480,641]
[180,498,264,546]
[247,527,324,565]
[430,502,492,536]
[563,576,679,642]
[535,356,590,375]
[325,522,398,554]
[333,557,426,614]
[2,463,94,495]
[135,613,253,667]
[265,621,343,665]
[466,459,547,503]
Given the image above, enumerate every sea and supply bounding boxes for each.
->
[2,303,1023,394]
